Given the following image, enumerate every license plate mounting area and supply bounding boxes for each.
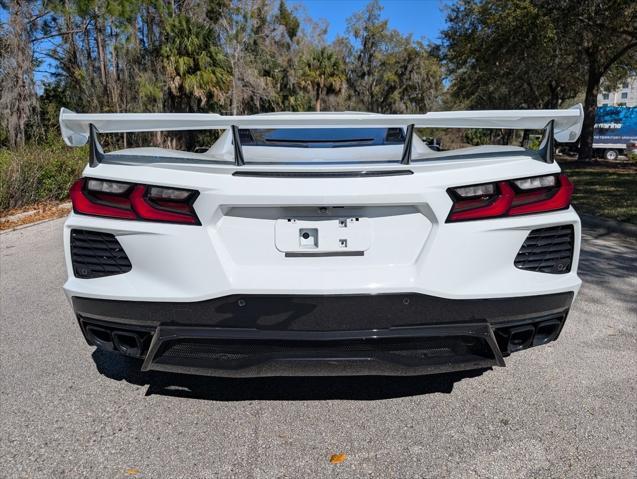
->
[275,217,371,254]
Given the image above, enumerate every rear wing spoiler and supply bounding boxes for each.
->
[59,105,583,167]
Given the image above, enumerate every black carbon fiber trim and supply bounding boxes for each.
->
[71,292,574,331]
[232,170,413,178]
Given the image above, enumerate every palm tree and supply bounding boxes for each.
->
[161,15,230,111]
[299,47,345,112]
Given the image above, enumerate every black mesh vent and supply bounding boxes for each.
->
[514,225,574,274]
[71,229,132,279]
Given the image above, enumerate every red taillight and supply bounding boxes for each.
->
[447,174,573,222]
[70,179,136,220]
[129,185,198,224]
[448,181,515,221]
[70,178,200,225]
[508,175,573,216]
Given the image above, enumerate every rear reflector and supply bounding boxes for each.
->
[70,178,200,225]
[447,174,573,222]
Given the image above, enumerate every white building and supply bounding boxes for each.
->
[598,76,637,107]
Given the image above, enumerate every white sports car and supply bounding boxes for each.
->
[59,106,583,377]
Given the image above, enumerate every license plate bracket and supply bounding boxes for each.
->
[275,217,371,253]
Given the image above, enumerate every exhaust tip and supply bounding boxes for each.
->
[493,314,567,355]
[112,331,144,358]
[507,325,535,352]
[84,325,115,351]
[533,319,562,346]
[80,317,151,358]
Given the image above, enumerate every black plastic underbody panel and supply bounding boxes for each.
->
[72,292,573,377]
[72,292,573,331]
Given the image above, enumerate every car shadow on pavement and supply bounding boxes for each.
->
[91,350,489,401]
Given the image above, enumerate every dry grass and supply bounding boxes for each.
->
[0,201,72,231]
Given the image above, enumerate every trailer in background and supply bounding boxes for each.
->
[593,106,637,160]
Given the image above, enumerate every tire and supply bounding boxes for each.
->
[604,149,619,161]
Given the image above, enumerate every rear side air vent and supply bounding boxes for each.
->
[514,225,574,274]
[70,229,132,279]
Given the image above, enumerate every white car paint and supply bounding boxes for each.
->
[60,106,583,146]
[60,108,583,304]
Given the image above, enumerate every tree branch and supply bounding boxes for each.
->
[31,27,88,43]
[28,10,51,25]
[614,29,637,40]
[600,41,637,78]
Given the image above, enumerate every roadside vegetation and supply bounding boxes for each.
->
[0,141,85,211]
[1,0,636,221]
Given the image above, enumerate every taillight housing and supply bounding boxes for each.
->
[70,178,200,225]
[446,174,573,222]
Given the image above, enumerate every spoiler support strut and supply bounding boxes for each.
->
[400,124,414,165]
[89,124,105,168]
[231,125,245,166]
[538,120,555,164]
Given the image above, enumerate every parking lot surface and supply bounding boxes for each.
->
[1,219,636,478]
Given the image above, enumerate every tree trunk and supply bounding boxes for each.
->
[83,24,92,74]
[547,80,560,109]
[1,1,37,149]
[110,25,119,113]
[63,3,80,94]
[578,66,600,161]
[95,15,109,102]
[145,4,154,47]
[315,85,321,112]
[232,73,238,115]
[231,50,239,115]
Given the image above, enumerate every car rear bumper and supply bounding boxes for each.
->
[72,292,573,377]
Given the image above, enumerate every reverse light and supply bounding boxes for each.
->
[454,183,495,197]
[447,174,573,222]
[87,179,131,194]
[148,186,192,200]
[513,176,556,190]
[70,178,200,225]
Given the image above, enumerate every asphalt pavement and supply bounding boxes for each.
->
[1,218,635,478]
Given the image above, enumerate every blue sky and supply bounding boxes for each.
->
[294,0,448,43]
[0,0,449,43]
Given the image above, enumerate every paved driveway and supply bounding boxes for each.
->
[1,219,635,478]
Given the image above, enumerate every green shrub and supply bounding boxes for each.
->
[0,141,87,212]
